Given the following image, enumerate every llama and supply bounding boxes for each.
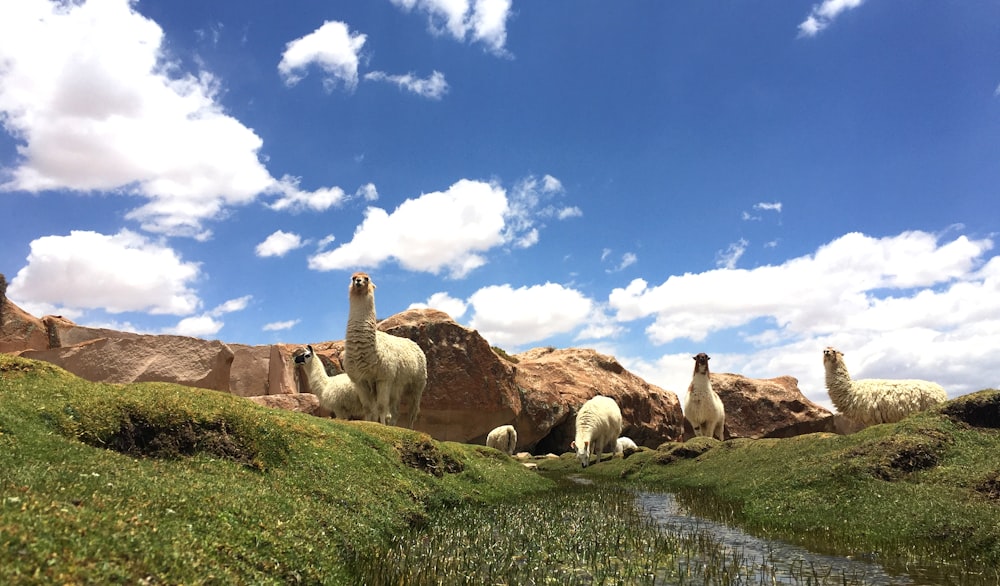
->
[822,347,947,426]
[570,395,623,468]
[293,345,366,420]
[684,353,725,440]
[615,436,638,454]
[486,424,517,455]
[343,272,428,427]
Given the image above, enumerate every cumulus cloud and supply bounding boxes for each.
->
[263,319,300,331]
[467,282,594,347]
[255,230,305,258]
[0,0,276,239]
[364,70,449,99]
[165,295,251,337]
[609,230,996,351]
[268,176,348,212]
[308,176,569,278]
[278,20,366,90]
[798,0,866,37]
[389,0,513,55]
[410,292,469,320]
[7,229,201,317]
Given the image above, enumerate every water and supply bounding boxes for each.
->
[636,491,971,586]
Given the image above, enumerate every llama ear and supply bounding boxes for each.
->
[307,344,314,352]
[570,441,576,449]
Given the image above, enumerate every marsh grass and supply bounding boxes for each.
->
[0,355,552,584]
[353,478,911,586]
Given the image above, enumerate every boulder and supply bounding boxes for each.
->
[514,347,685,453]
[0,297,49,353]
[379,309,523,444]
[229,344,272,397]
[20,335,235,392]
[711,373,832,439]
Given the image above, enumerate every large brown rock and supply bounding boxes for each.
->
[514,347,685,453]
[379,309,523,444]
[21,335,235,392]
[0,297,49,353]
[711,373,832,439]
[247,393,321,415]
[229,344,272,397]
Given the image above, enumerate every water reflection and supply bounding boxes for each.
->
[637,491,918,585]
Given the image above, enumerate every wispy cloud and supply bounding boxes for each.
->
[365,70,448,99]
[716,238,749,269]
[798,0,866,37]
[263,319,300,332]
[389,0,513,56]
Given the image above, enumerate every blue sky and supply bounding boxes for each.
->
[2,0,999,409]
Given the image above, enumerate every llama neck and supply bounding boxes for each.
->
[304,356,329,384]
[345,292,378,362]
[690,371,713,395]
[824,361,853,410]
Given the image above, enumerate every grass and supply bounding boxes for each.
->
[538,390,1000,582]
[0,355,553,584]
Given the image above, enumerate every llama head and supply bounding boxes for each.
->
[293,344,314,364]
[823,347,842,367]
[692,352,711,375]
[571,439,592,467]
[350,272,375,298]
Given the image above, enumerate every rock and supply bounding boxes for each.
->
[711,373,832,439]
[379,309,523,444]
[20,335,235,392]
[247,393,321,415]
[513,347,685,453]
[0,296,49,353]
[229,344,273,398]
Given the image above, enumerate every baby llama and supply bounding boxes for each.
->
[684,353,725,440]
[615,436,638,455]
[822,347,947,426]
[570,395,623,468]
[343,272,428,427]
[486,424,517,455]
[293,345,367,420]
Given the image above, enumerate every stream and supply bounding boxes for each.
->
[636,490,973,585]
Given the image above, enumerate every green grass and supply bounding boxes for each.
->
[0,355,553,584]
[539,391,1000,580]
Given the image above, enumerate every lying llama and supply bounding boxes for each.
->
[615,436,638,455]
[293,345,367,420]
[823,347,947,426]
[571,395,623,468]
[684,352,726,440]
[343,272,428,427]
[486,424,518,455]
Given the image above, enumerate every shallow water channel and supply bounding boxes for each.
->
[356,477,993,585]
[637,490,920,585]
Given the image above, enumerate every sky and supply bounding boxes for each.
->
[2,0,999,411]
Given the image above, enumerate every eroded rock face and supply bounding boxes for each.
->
[379,309,523,443]
[514,347,686,453]
[710,373,832,439]
[0,297,49,353]
[21,335,235,392]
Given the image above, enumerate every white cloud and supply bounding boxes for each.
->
[263,319,300,331]
[364,70,449,99]
[209,296,252,316]
[410,292,469,320]
[605,252,638,273]
[798,0,866,37]
[308,177,562,278]
[557,206,583,220]
[168,315,223,338]
[0,0,275,239]
[389,0,513,55]
[278,20,366,90]
[716,238,749,269]
[7,230,201,317]
[268,175,348,213]
[356,183,379,202]
[609,230,996,351]
[255,230,305,258]
[467,282,594,348]
[754,201,783,213]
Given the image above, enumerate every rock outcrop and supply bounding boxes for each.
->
[710,373,833,439]
[514,347,686,453]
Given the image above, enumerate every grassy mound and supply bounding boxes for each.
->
[539,389,1000,577]
[0,355,552,584]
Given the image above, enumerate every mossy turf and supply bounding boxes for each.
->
[539,390,1000,579]
[0,355,552,584]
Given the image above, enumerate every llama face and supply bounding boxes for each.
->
[293,345,314,364]
[823,347,842,365]
[692,352,710,375]
[350,272,374,296]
